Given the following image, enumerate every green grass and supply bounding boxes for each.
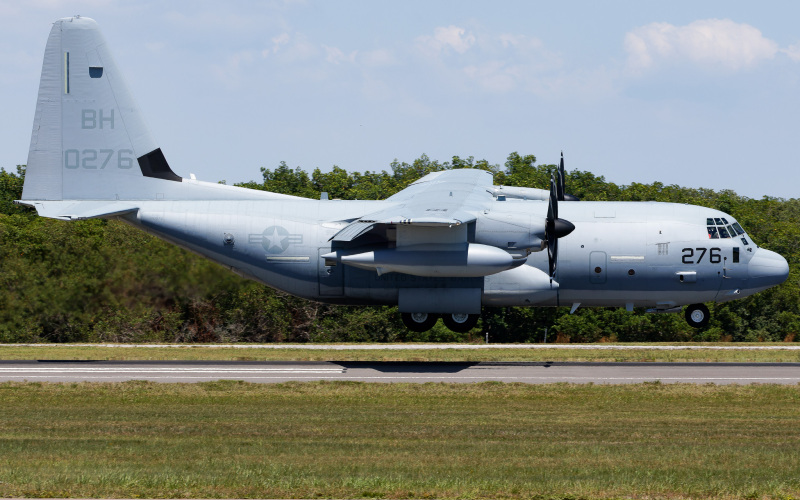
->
[2,343,800,362]
[0,381,799,499]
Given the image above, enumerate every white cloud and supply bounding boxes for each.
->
[163,10,264,33]
[625,19,779,72]
[270,33,290,52]
[262,32,318,62]
[211,50,255,87]
[463,61,518,93]
[498,33,544,51]
[210,50,257,87]
[323,45,356,65]
[416,28,561,94]
[360,49,397,68]
[782,43,800,62]
[416,25,476,56]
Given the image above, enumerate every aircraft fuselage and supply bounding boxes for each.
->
[126,196,783,312]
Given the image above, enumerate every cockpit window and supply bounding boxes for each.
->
[707,218,750,244]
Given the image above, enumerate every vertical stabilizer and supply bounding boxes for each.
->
[22,16,181,202]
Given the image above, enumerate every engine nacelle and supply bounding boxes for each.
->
[475,210,546,254]
[483,264,558,306]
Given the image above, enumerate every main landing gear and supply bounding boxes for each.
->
[401,312,439,332]
[401,312,480,333]
[405,304,712,332]
[685,303,710,328]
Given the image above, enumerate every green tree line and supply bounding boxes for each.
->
[1,153,798,343]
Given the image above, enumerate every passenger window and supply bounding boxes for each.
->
[707,227,719,239]
[719,227,730,238]
[733,247,740,263]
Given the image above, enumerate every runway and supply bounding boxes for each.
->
[1,360,800,384]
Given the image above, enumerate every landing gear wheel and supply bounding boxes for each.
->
[401,312,439,332]
[442,313,480,333]
[685,304,710,328]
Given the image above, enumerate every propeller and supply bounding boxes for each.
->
[545,169,576,280]
[559,152,580,202]
[546,175,559,278]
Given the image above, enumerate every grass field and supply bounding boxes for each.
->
[0,381,799,499]
[2,343,800,362]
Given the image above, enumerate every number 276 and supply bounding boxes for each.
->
[682,247,721,264]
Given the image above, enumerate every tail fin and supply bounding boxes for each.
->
[22,16,182,202]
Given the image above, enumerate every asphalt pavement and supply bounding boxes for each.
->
[1,360,799,384]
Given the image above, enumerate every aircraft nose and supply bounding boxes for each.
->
[748,248,789,286]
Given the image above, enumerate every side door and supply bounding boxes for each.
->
[590,251,607,284]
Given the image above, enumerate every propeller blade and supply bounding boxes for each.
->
[546,175,558,278]
[559,152,581,201]
[558,152,565,202]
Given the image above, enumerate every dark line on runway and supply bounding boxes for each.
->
[3,360,800,367]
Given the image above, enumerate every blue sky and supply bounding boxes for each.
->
[3,1,799,199]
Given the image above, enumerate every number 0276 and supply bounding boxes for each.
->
[64,149,133,169]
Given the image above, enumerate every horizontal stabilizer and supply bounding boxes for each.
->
[17,200,139,220]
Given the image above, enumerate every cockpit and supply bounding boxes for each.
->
[706,217,750,246]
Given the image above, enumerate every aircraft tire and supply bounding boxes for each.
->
[442,313,480,333]
[401,312,439,332]
[685,304,710,328]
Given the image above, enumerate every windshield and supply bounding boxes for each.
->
[706,218,751,246]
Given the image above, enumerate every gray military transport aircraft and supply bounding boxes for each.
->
[18,17,790,333]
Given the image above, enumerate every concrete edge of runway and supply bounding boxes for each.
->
[3,343,800,350]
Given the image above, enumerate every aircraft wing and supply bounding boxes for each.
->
[331,169,494,242]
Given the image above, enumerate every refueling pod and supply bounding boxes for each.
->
[323,243,525,277]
